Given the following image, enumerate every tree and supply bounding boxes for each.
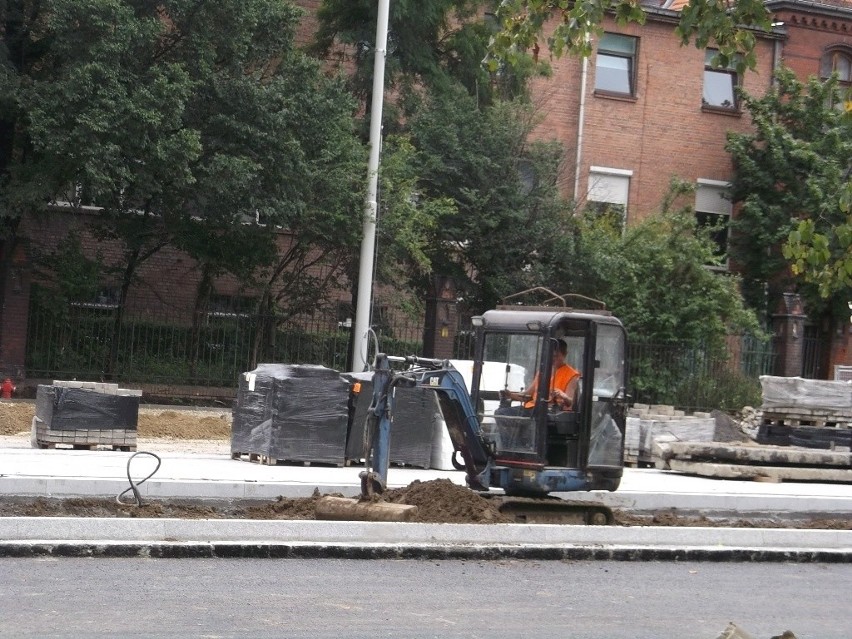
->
[312,0,558,318]
[783,93,852,299]
[726,69,851,321]
[1,0,364,372]
[406,86,572,312]
[488,0,772,71]
[311,0,537,115]
[551,180,760,345]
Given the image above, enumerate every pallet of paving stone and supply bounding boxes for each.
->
[33,383,141,451]
[231,364,350,466]
[759,375,852,411]
[32,417,137,451]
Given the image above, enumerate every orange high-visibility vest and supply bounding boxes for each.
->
[523,364,580,409]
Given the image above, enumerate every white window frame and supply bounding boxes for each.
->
[695,178,732,270]
[586,167,632,227]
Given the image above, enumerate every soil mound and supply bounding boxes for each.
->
[0,402,230,439]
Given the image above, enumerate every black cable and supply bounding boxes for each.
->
[116,451,161,507]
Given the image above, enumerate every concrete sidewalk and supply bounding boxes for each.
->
[1,446,851,561]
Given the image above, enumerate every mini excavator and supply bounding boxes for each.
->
[317,290,629,525]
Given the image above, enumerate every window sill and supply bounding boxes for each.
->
[701,104,742,117]
[593,90,638,103]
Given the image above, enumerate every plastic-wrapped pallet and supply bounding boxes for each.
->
[33,382,141,450]
[231,364,350,465]
[36,385,140,430]
[342,372,438,469]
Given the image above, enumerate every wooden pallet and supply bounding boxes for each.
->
[762,410,852,429]
[36,441,136,452]
[230,451,345,467]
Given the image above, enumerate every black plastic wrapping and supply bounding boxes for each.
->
[342,372,437,469]
[231,364,350,464]
[35,385,139,430]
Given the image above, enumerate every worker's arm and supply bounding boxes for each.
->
[552,375,580,410]
[501,389,531,403]
[501,372,538,404]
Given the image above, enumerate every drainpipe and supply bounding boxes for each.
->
[573,47,589,202]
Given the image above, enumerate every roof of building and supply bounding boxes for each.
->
[651,0,852,12]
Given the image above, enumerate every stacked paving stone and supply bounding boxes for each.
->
[625,403,716,466]
[32,381,142,451]
[758,376,852,451]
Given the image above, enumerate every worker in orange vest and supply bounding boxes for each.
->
[1,378,16,399]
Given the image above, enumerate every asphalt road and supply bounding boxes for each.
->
[3,558,850,638]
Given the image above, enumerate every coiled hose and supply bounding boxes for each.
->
[116,451,161,506]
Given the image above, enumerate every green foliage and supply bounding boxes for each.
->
[726,68,852,319]
[407,87,572,311]
[31,234,103,307]
[488,0,771,72]
[553,180,761,346]
[783,87,852,300]
[312,0,539,109]
[2,0,364,321]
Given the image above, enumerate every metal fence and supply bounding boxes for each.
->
[627,334,776,412]
[26,302,776,411]
[25,304,423,389]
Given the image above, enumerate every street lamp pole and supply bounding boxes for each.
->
[352,0,390,372]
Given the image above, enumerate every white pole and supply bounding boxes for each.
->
[352,0,391,372]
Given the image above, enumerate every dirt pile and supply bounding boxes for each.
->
[0,480,511,524]
[0,401,230,439]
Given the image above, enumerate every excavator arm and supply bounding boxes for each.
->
[360,354,494,496]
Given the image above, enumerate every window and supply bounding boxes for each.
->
[820,48,852,110]
[586,167,631,227]
[703,50,741,110]
[595,33,638,96]
[207,294,256,318]
[821,48,852,85]
[695,180,732,267]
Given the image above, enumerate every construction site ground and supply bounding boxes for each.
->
[0,399,851,527]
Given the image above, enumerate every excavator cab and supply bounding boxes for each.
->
[467,299,628,496]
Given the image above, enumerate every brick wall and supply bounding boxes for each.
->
[532,13,778,223]
[774,4,852,79]
[0,241,31,378]
[19,208,353,326]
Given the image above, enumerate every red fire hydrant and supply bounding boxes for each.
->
[1,378,15,399]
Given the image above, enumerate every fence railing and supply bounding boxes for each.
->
[627,335,776,413]
[25,304,422,388]
[26,302,778,411]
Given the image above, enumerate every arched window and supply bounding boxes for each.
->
[820,48,852,86]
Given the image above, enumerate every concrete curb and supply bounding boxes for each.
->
[1,541,850,562]
[1,517,850,562]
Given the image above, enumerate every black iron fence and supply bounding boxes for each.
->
[26,301,776,411]
[25,303,422,388]
[627,334,775,412]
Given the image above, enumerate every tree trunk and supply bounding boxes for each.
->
[188,264,214,379]
[104,249,139,380]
